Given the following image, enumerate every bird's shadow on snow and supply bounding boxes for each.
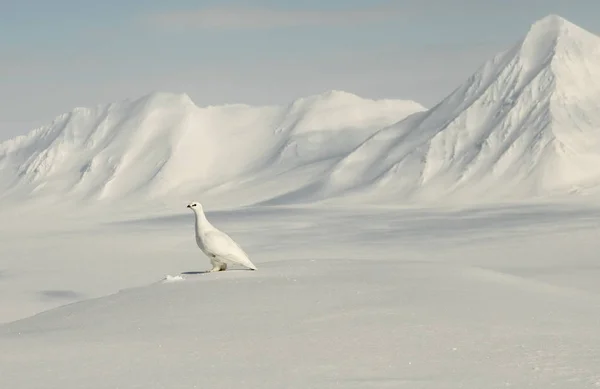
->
[181,269,253,275]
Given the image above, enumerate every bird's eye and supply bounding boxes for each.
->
[192,204,196,207]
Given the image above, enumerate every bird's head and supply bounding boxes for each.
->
[186,202,202,211]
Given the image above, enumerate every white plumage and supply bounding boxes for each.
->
[186,202,257,272]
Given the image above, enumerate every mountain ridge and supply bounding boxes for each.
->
[0,90,424,206]
[2,14,600,208]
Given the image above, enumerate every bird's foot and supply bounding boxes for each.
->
[209,263,227,272]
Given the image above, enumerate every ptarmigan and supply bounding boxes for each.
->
[186,202,257,272]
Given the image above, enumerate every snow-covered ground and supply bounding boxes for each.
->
[1,201,600,388]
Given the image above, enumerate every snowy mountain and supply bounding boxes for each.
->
[288,14,600,205]
[1,14,600,208]
[0,90,424,206]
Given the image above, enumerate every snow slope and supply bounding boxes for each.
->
[2,203,600,388]
[275,15,600,205]
[0,90,424,207]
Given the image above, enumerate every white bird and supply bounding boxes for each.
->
[186,202,257,272]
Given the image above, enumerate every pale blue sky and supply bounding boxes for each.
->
[1,0,599,139]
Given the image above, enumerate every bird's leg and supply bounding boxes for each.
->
[209,258,222,272]
[209,257,228,272]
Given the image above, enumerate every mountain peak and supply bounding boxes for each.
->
[512,14,600,74]
[525,14,592,37]
[529,14,568,33]
[523,14,597,49]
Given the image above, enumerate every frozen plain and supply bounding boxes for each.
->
[1,200,600,388]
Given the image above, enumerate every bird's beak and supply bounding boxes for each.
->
[186,204,191,208]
